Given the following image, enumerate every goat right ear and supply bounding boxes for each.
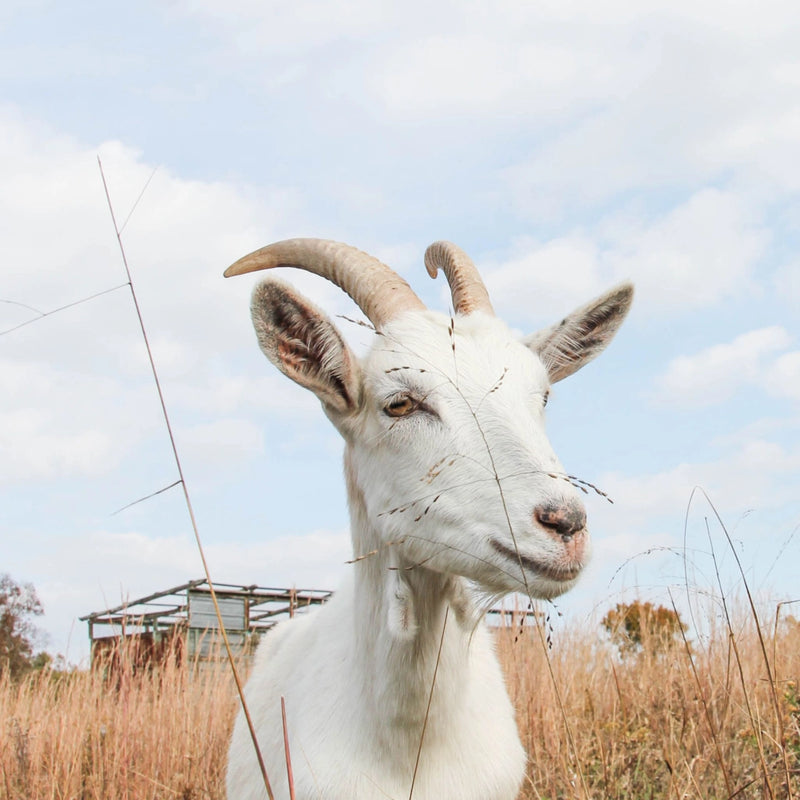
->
[250,279,362,417]
[523,282,634,383]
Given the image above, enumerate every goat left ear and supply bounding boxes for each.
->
[250,279,363,417]
[524,283,634,383]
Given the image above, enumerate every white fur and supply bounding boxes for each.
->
[227,286,632,799]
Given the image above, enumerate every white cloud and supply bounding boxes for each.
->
[713,415,800,448]
[654,326,794,407]
[485,11,800,214]
[605,190,768,308]
[0,356,156,482]
[177,418,265,465]
[172,0,398,57]
[168,371,319,417]
[182,0,800,147]
[371,34,629,121]
[589,437,800,547]
[482,236,606,324]
[774,261,800,304]
[0,411,115,482]
[765,351,800,401]
[480,189,767,324]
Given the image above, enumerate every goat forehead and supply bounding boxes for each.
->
[367,311,548,389]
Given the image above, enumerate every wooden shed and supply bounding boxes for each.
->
[81,578,331,669]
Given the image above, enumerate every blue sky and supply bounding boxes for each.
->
[2,0,799,661]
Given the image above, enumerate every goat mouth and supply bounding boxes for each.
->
[490,539,582,583]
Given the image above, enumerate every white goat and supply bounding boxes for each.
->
[224,239,633,800]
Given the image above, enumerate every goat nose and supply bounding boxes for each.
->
[534,503,587,541]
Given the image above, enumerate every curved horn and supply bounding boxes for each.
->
[424,241,494,316]
[224,238,426,329]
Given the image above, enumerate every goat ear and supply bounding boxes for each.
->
[524,283,634,383]
[250,279,362,416]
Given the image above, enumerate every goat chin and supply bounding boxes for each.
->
[223,238,633,799]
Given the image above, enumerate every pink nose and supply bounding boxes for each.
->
[534,503,587,542]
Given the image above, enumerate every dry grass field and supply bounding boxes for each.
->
[0,646,235,799]
[2,600,799,799]
[500,600,800,799]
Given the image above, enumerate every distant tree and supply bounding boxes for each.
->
[602,600,687,656]
[0,574,44,678]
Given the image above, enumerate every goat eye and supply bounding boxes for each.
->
[384,396,417,417]
[542,390,550,408]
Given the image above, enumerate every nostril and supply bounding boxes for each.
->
[534,504,587,540]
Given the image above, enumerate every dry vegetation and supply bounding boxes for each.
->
[0,646,236,799]
[500,599,800,799]
[2,601,799,799]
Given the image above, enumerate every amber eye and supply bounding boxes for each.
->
[385,396,417,417]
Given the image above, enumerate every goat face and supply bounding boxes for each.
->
[347,310,593,600]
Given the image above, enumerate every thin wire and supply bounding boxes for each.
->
[119,165,159,234]
[97,156,275,800]
[110,480,182,516]
[0,284,129,337]
[1,298,44,315]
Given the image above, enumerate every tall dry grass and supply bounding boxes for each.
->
[2,603,799,799]
[0,642,238,800]
[499,598,800,799]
